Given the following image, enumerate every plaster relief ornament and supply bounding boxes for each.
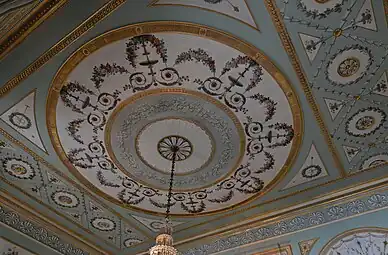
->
[345,107,386,137]
[297,0,345,19]
[360,153,388,171]
[91,217,116,232]
[47,23,301,215]
[51,191,80,208]
[2,157,35,180]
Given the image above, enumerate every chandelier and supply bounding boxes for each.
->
[150,135,191,255]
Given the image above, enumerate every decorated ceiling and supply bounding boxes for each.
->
[0,0,387,254]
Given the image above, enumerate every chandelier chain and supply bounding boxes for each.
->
[166,148,177,219]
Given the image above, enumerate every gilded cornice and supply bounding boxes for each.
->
[0,0,68,60]
[0,0,127,97]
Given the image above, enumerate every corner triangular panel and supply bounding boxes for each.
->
[299,33,322,62]
[152,0,258,30]
[372,71,388,97]
[355,0,377,31]
[324,98,344,120]
[283,144,328,189]
[299,238,319,255]
[132,215,184,232]
[0,91,46,152]
[342,145,360,162]
[46,172,66,186]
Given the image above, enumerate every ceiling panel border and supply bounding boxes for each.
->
[0,0,68,60]
[0,127,152,240]
[263,0,346,176]
[0,0,127,98]
[0,192,105,255]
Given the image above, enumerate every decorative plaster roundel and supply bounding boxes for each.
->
[321,228,388,255]
[47,23,301,215]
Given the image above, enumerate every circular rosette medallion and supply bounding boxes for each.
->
[326,45,372,86]
[47,23,302,215]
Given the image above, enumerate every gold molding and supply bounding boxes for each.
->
[172,177,388,248]
[264,0,346,176]
[0,0,68,60]
[0,192,108,255]
[319,227,388,254]
[384,0,388,25]
[149,0,260,32]
[0,0,127,98]
[104,88,245,192]
[252,245,293,255]
[46,21,303,216]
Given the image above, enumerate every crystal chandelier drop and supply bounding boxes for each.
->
[150,137,184,255]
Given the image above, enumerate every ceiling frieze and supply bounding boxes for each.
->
[182,185,388,254]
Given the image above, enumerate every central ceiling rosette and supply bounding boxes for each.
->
[47,23,302,215]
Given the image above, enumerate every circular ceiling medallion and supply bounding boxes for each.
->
[91,217,116,232]
[2,158,35,180]
[47,22,302,215]
[327,45,372,86]
[345,107,386,137]
[8,112,32,129]
[301,165,322,178]
[124,238,142,248]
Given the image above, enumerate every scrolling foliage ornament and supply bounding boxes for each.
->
[47,22,302,216]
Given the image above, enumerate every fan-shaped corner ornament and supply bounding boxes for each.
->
[149,0,259,31]
[46,21,302,216]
